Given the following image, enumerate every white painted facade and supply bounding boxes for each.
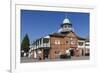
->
[32,37,50,49]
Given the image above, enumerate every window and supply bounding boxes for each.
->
[78,42,83,46]
[85,44,89,46]
[66,40,71,44]
[70,38,73,40]
[43,38,49,43]
[64,25,67,28]
[55,40,60,44]
[71,41,75,44]
[66,41,68,44]
[68,25,71,28]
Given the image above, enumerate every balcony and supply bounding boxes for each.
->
[33,43,50,49]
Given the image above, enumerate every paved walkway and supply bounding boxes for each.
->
[21,56,89,63]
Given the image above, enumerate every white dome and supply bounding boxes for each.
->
[63,18,71,24]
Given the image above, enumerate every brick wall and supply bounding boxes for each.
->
[49,32,78,59]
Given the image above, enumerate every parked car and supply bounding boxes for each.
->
[60,49,71,59]
[60,54,71,59]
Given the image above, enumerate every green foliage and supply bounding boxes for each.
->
[21,34,30,53]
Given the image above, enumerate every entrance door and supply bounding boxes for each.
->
[70,49,74,56]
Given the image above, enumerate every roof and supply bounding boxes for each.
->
[61,31,73,35]
[63,18,71,24]
[77,36,87,40]
[44,35,50,38]
[49,31,75,37]
[85,38,90,42]
[49,32,65,37]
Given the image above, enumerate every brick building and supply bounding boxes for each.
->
[28,17,90,60]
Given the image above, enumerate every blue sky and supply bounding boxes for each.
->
[21,10,89,44]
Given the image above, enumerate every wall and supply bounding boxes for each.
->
[49,36,65,59]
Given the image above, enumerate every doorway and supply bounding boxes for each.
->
[43,49,50,59]
[70,49,74,56]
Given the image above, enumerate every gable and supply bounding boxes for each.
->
[66,31,77,38]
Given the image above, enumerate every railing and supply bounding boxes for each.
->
[33,43,89,49]
[33,43,50,49]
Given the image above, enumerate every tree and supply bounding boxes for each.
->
[21,34,30,57]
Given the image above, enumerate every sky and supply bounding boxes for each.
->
[21,10,89,44]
